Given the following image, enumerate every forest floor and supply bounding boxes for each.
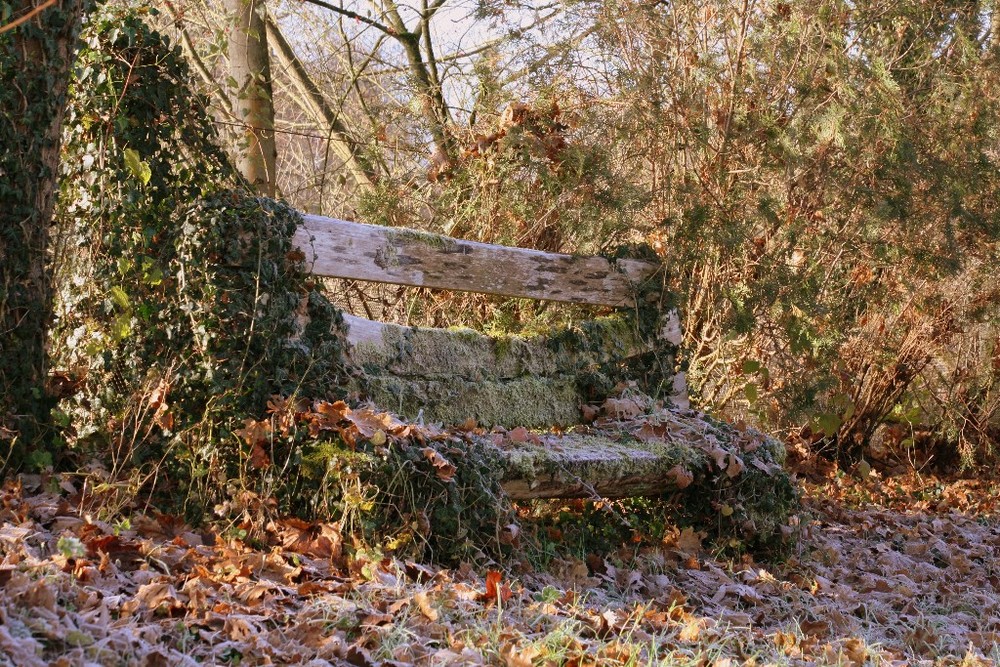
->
[2,451,999,666]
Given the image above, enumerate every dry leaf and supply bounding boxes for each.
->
[667,465,694,489]
[235,418,270,446]
[483,570,513,603]
[675,527,704,553]
[421,448,457,482]
[725,453,745,478]
[413,591,439,621]
[509,426,531,444]
[602,397,643,419]
[704,444,729,470]
[250,443,270,469]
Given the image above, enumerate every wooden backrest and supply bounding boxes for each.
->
[292,215,686,427]
[292,215,660,307]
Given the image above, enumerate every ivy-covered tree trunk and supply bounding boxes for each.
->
[0,0,90,472]
[228,0,277,196]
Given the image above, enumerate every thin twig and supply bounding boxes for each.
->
[0,0,58,36]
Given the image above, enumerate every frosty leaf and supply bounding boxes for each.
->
[421,447,457,482]
[667,465,694,489]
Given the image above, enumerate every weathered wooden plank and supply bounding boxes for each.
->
[493,417,788,501]
[294,214,660,307]
[497,434,693,499]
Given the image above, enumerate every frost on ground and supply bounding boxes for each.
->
[1,466,999,666]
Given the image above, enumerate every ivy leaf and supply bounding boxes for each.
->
[26,450,53,471]
[143,266,164,286]
[123,148,151,185]
[110,286,130,310]
[111,315,132,342]
[816,412,842,437]
[744,382,759,404]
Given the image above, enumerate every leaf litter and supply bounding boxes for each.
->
[3,458,1000,664]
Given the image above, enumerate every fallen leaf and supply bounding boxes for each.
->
[483,570,513,603]
[667,465,694,489]
[725,453,745,478]
[675,527,704,554]
[509,426,531,444]
[413,591,439,621]
[421,447,457,482]
[602,397,644,419]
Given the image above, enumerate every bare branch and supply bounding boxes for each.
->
[0,0,57,35]
[265,15,377,190]
[298,0,397,37]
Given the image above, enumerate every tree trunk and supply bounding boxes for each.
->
[0,0,89,472]
[228,0,277,196]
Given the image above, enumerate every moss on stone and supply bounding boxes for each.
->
[361,375,582,428]
[486,414,797,553]
[349,308,674,427]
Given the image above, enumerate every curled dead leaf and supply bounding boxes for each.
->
[667,465,694,489]
[726,453,745,478]
[602,397,644,419]
[421,447,457,482]
[413,590,439,621]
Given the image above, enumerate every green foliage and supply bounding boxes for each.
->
[52,7,349,511]
[360,439,515,563]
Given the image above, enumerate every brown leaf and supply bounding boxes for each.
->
[678,618,703,641]
[235,418,270,446]
[348,407,406,439]
[580,404,600,422]
[250,443,270,469]
[636,422,669,442]
[483,570,512,603]
[667,465,694,489]
[413,591,439,621]
[421,448,457,482]
[602,397,643,419]
[703,443,729,470]
[725,453,745,478]
[314,399,351,422]
[502,644,540,667]
[675,527,704,554]
[499,523,520,546]
[153,406,174,431]
[800,618,831,638]
[509,426,531,444]
[277,519,343,562]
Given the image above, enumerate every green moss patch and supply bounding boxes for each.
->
[348,309,681,428]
